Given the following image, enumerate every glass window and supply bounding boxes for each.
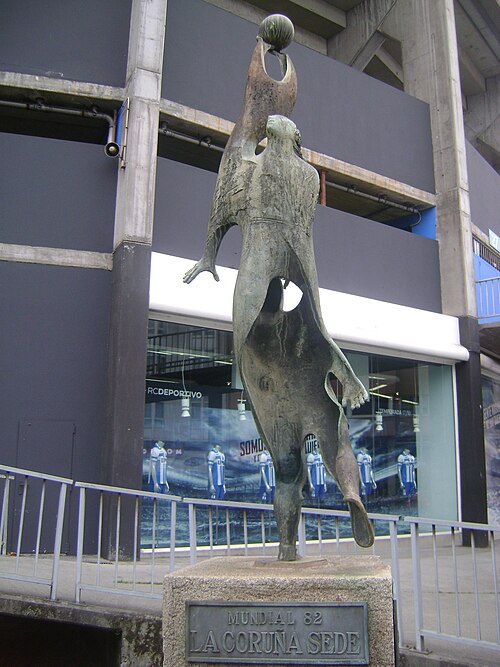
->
[143,319,458,545]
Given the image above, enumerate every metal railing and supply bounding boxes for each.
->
[75,481,181,602]
[477,275,500,320]
[1,466,499,657]
[0,463,72,600]
[407,516,500,653]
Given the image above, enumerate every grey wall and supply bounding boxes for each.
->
[163,0,435,193]
[154,157,442,312]
[0,261,111,483]
[314,205,441,312]
[0,133,116,253]
[0,0,132,87]
[466,141,500,237]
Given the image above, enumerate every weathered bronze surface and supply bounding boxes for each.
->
[184,15,374,560]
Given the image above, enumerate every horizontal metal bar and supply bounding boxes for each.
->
[300,506,351,518]
[476,277,500,284]
[76,583,162,600]
[0,463,72,485]
[74,480,181,501]
[183,497,274,511]
[403,515,500,532]
[0,572,53,586]
[421,629,500,651]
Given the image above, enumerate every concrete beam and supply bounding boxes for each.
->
[160,99,436,209]
[464,73,500,159]
[458,45,486,96]
[457,0,500,62]
[0,71,123,107]
[375,45,403,82]
[0,243,112,270]
[327,0,398,65]
[351,30,386,71]
[205,0,328,54]
[287,0,346,28]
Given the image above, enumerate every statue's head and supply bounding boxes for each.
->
[266,115,302,156]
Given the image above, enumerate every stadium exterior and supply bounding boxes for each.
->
[1,0,500,551]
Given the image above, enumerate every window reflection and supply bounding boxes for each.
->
[143,320,458,545]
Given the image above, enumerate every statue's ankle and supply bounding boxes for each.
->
[278,544,297,561]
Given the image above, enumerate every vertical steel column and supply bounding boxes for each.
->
[50,482,67,601]
[75,486,86,603]
[189,503,197,565]
[390,519,404,647]
[411,522,424,651]
[0,474,11,555]
[169,500,177,573]
[298,514,306,557]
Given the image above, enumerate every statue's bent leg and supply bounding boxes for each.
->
[315,409,374,548]
[336,417,374,547]
[269,420,306,561]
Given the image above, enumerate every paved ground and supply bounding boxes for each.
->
[1,534,499,666]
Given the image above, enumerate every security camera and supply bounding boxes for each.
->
[104,141,120,158]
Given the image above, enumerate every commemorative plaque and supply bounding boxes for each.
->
[186,601,369,665]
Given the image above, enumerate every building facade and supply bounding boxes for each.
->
[1,0,499,550]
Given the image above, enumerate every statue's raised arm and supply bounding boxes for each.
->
[183,15,297,285]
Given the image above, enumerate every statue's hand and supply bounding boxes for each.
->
[183,258,219,284]
[341,376,369,410]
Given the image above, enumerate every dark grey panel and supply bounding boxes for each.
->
[163,0,435,193]
[466,141,500,236]
[0,133,116,252]
[0,261,111,483]
[0,0,131,86]
[154,157,242,270]
[314,205,441,312]
[154,157,441,312]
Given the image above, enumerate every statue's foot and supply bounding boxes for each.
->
[278,544,297,561]
[345,496,375,548]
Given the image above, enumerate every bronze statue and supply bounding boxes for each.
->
[184,15,374,560]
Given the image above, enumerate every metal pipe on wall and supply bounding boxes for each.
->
[157,119,422,217]
[0,98,118,157]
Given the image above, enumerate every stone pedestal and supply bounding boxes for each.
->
[163,555,395,667]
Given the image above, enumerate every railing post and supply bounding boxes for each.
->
[471,530,482,641]
[75,486,86,603]
[15,478,28,573]
[0,473,11,555]
[188,502,197,565]
[169,500,177,573]
[390,519,403,647]
[411,522,424,652]
[298,514,306,558]
[50,482,68,601]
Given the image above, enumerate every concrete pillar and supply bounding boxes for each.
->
[102,0,167,554]
[382,0,487,528]
[384,0,476,317]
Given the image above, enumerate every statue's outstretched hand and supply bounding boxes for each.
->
[341,376,369,410]
[183,258,219,284]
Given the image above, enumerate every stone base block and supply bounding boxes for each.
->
[163,555,394,667]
